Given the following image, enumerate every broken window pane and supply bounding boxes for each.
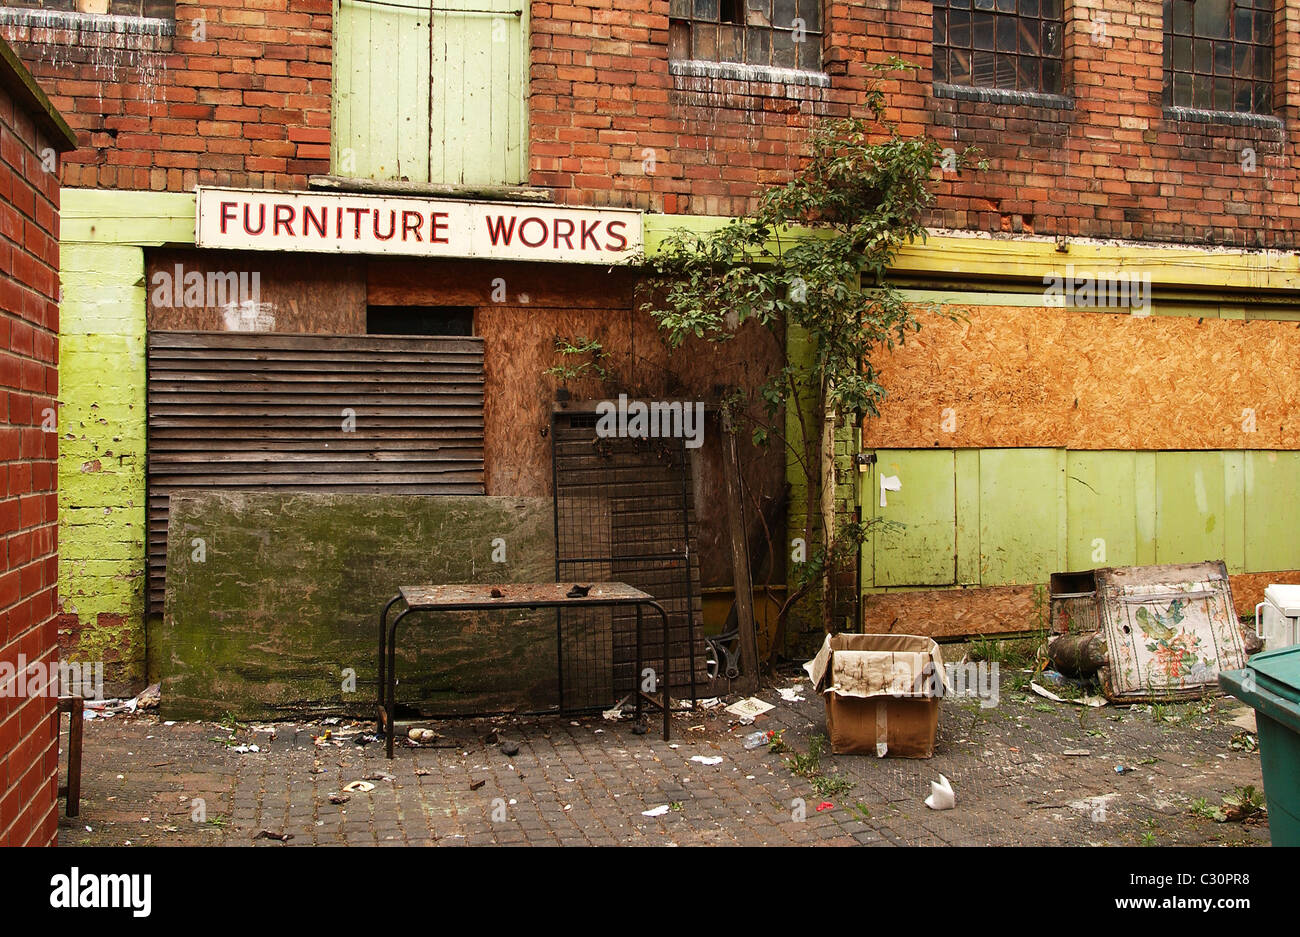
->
[673,0,822,69]
[932,0,1063,93]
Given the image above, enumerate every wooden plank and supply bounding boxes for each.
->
[978,448,1063,585]
[1066,450,1138,570]
[1244,450,1300,572]
[146,331,486,613]
[160,492,555,719]
[871,449,956,587]
[954,449,980,585]
[1154,451,1226,565]
[721,410,758,691]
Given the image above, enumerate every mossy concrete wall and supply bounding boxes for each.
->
[56,241,148,692]
[161,491,562,721]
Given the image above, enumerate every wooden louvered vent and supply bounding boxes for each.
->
[146,331,485,613]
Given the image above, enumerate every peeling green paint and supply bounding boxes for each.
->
[864,448,1300,590]
[57,241,148,682]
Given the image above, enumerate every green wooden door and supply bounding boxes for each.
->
[1154,451,1227,565]
[333,0,528,185]
[334,0,433,182]
[431,0,528,186]
[1244,450,1300,572]
[869,449,957,587]
[978,448,1066,585]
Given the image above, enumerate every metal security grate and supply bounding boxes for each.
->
[551,405,707,711]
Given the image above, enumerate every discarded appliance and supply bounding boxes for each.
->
[804,633,946,758]
[1255,584,1300,651]
[1048,570,1102,636]
[1044,562,1250,703]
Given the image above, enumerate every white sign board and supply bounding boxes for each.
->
[195,187,643,264]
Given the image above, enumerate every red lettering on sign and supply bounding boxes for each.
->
[519,217,548,248]
[430,212,450,244]
[606,220,628,251]
[243,203,266,235]
[553,218,575,250]
[346,207,368,239]
[273,204,295,237]
[220,201,237,234]
[580,219,602,251]
[485,215,516,245]
[302,205,328,238]
[373,209,396,241]
[401,211,424,242]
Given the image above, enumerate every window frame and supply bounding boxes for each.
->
[1161,0,1274,116]
[931,0,1065,96]
[668,0,825,74]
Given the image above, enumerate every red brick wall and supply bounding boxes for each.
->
[0,0,332,191]
[2,0,1298,241]
[535,0,1300,247]
[0,78,63,848]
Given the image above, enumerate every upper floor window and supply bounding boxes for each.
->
[0,0,173,16]
[932,0,1063,94]
[669,0,823,72]
[1163,0,1272,113]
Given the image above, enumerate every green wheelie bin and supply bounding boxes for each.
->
[1220,644,1300,846]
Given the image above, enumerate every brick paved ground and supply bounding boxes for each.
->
[57,663,1270,847]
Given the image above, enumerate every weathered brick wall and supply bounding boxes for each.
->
[0,73,63,848]
[1,0,1295,246]
[0,0,332,191]
[532,0,1300,247]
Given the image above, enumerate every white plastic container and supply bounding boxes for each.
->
[1255,584,1300,650]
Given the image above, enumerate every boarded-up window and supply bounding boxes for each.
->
[146,331,485,612]
[332,0,528,185]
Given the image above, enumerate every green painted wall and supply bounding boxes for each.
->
[57,242,148,684]
[56,188,187,689]
[865,448,1300,590]
[784,323,859,640]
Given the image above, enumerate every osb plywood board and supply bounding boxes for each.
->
[869,305,1300,450]
[478,298,785,590]
[861,586,1038,638]
[147,248,367,333]
[1230,571,1300,617]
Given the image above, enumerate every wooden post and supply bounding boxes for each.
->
[58,696,82,818]
[721,410,760,694]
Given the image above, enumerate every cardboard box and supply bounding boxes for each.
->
[803,633,946,758]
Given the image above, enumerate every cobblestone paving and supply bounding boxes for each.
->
[58,668,1270,847]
